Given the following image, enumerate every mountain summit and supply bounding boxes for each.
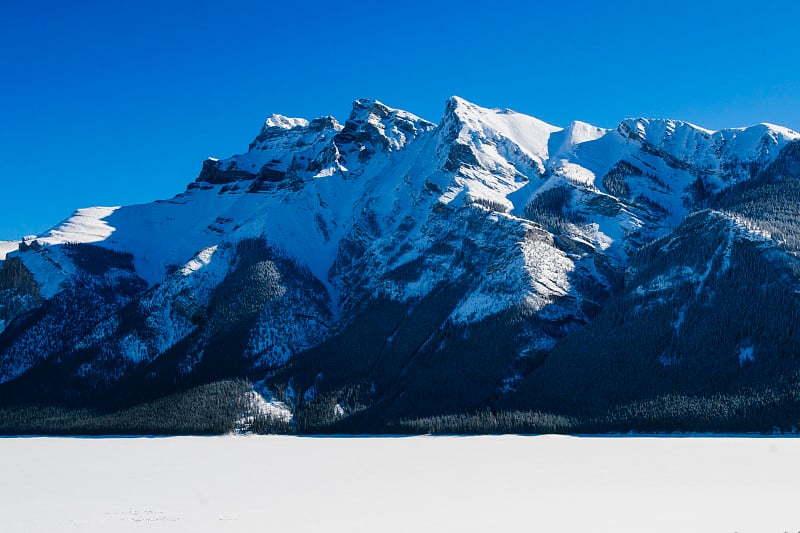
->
[2,97,800,434]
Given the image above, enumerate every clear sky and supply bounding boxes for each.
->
[2,0,799,239]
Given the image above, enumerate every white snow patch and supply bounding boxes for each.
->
[248,382,293,423]
[589,224,614,251]
[555,160,597,187]
[452,290,508,323]
[181,245,218,276]
[313,167,339,178]
[0,240,18,260]
[17,245,76,299]
[263,114,309,130]
[522,239,574,300]
[39,206,120,245]
[721,211,773,242]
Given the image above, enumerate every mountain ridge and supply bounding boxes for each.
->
[2,96,800,434]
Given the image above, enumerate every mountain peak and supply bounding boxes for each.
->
[347,98,434,128]
[547,120,608,159]
[758,122,800,137]
[348,98,392,121]
[617,118,800,145]
[731,122,800,142]
[617,117,716,142]
[438,95,561,174]
[263,114,309,130]
[334,99,435,154]
[443,95,502,121]
[445,95,476,112]
[563,120,608,143]
[617,117,800,154]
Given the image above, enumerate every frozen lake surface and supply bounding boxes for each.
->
[1,435,799,532]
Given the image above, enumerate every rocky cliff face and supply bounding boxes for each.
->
[2,97,800,433]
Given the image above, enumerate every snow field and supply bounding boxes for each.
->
[1,435,799,532]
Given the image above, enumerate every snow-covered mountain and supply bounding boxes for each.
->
[2,97,800,434]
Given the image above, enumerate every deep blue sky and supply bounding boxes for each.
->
[2,0,799,238]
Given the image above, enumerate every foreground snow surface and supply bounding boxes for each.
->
[1,435,799,532]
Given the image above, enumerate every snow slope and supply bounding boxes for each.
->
[0,241,17,261]
[1,436,798,533]
[618,118,800,188]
